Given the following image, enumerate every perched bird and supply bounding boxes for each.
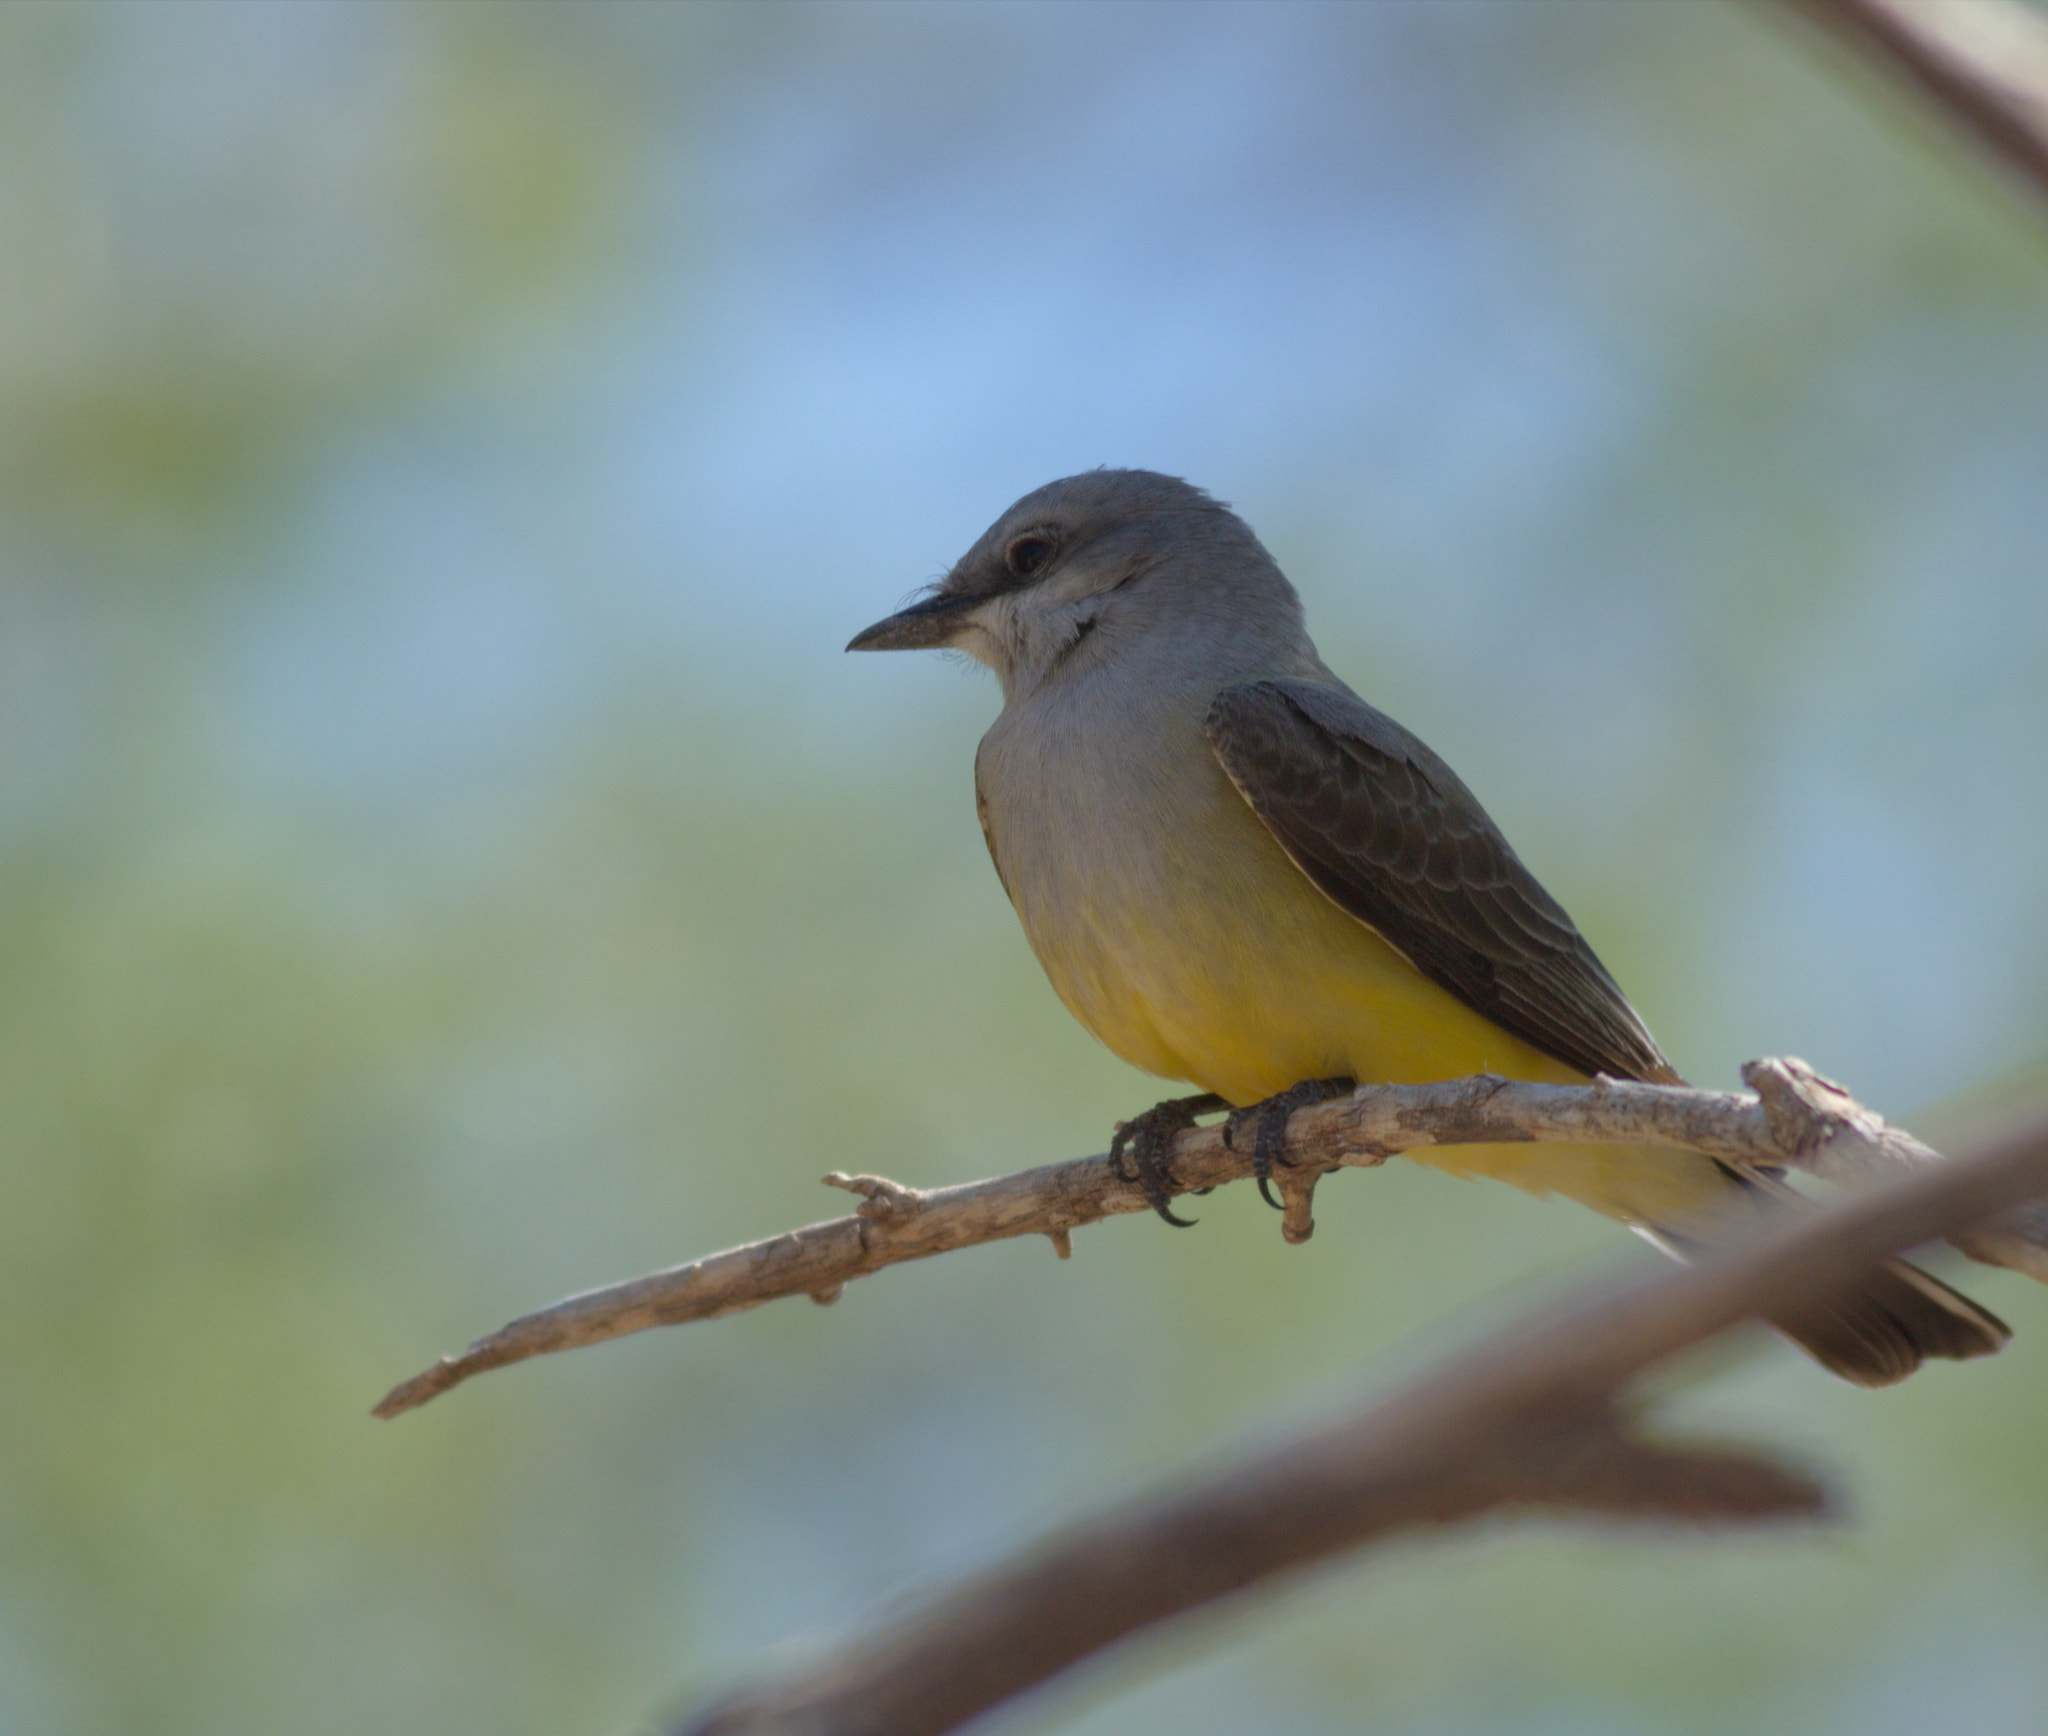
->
[849,469,2007,1385]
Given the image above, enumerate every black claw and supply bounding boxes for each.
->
[1110,1093,1225,1226]
[1224,1077,1356,1209]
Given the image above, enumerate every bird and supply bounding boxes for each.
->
[848,468,2008,1386]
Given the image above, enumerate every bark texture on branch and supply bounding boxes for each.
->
[676,1101,2048,1736]
[375,1059,2048,1418]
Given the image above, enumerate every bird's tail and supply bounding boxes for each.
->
[1761,1254,2009,1386]
[1645,1168,2010,1388]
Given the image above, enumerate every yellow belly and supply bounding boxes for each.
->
[1019,799,1723,1228]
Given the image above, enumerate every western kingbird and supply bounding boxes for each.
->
[849,469,2007,1385]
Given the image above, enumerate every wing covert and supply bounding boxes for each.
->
[1203,680,1679,1085]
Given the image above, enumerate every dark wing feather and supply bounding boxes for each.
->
[1204,680,1679,1084]
[974,761,1015,907]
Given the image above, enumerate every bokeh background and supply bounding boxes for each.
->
[5,2,2048,1732]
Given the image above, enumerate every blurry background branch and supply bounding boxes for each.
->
[375,1058,2048,1418]
[1777,0,2048,207]
[676,1097,2048,1736]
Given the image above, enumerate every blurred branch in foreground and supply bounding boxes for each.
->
[675,1090,2048,1736]
[1777,0,2048,208]
[375,1058,2048,1417]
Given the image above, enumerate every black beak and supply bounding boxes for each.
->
[846,590,980,652]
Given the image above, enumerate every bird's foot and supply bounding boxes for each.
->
[1110,1093,1227,1226]
[1225,1077,1356,1209]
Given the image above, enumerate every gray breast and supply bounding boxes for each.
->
[977,658,1248,947]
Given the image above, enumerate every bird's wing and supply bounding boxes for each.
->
[973,750,1016,908]
[1204,679,1680,1084]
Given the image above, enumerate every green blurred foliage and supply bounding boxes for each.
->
[0,0,650,566]
[2,5,2046,1736]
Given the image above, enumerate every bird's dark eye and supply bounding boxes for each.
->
[1005,532,1058,579]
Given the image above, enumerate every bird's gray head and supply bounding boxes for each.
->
[848,469,1305,702]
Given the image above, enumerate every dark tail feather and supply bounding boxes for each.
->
[1763,1256,2010,1388]
[1644,1166,2011,1387]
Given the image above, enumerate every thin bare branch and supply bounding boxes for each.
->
[1775,0,2048,209]
[676,1102,2048,1736]
[374,1060,2048,1418]
[1743,1057,2048,1279]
